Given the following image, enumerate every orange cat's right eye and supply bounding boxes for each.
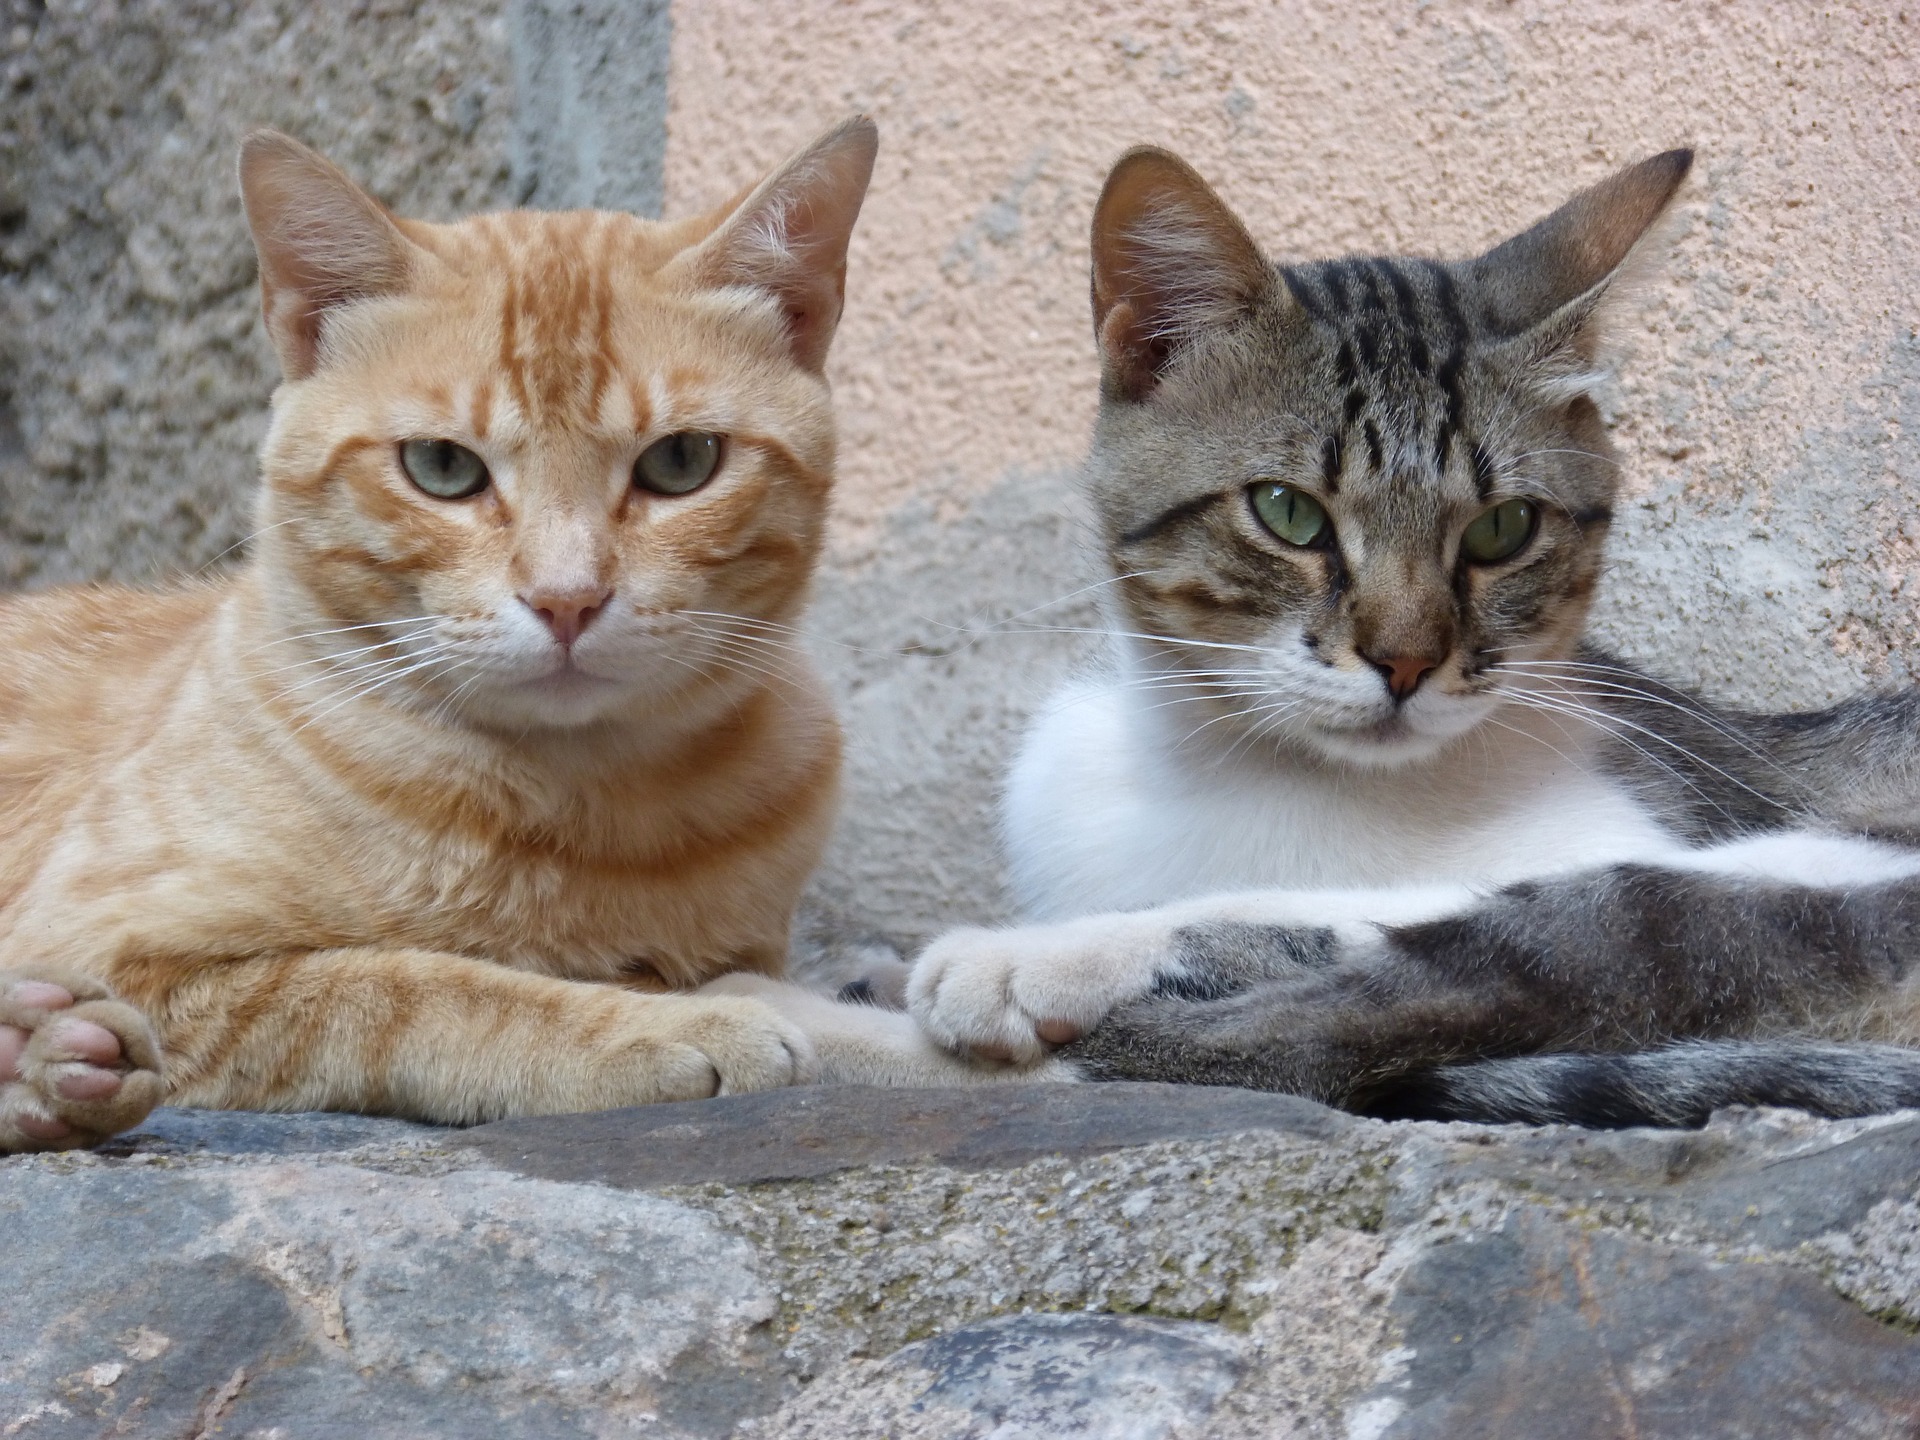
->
[634,432,723,495]
[399,439,490,500]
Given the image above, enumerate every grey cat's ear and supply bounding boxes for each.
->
[239,131,421,382]
[1468,149,1693,347]
[1090,147,1269,402]
[673,116,878,374]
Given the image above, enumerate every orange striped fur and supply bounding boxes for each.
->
[0,119,899,1148]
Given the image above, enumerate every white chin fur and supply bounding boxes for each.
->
[1290,692,1499,768]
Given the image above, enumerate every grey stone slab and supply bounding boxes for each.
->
[100,1105,452,1156]
[450,1081,1353,1188]
[1443,1112,1920,1252]
[509,0,672,215]
[1665,1116,1920,1250]
[749,1313,1247,1439]
[1374,1208,1920,1440]
[0,1163,786,1439]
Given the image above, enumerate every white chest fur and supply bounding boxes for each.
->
[1004,676,1688,921]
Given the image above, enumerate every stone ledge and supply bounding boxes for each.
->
[4,1088,1919,1438]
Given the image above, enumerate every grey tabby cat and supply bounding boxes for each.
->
[905,144,1920,1128]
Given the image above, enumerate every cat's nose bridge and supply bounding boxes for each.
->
[1348,553,1457,697]
[510,505,616,626]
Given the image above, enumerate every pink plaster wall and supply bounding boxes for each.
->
[665,3,1916,620]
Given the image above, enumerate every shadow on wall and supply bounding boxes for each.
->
[1590,327,1920,710]
[798,463,1105,955]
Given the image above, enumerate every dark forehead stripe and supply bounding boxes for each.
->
[1378,261,1431,375]
[1421,261,1470,471]
[1470,441,1496,499]
[1321,435,1342,491]
[1281,268,1333,325]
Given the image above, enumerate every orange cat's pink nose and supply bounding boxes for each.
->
[522,588,612,647]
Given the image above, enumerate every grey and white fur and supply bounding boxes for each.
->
[904,144,1920,1129]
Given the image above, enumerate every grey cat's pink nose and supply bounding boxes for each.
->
[1367,653,1438,701]
[522,588,612,646]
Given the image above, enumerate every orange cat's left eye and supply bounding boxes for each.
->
[399,439,491,500]
[634,432,723,496]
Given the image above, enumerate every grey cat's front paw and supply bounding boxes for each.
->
[0,970,167,1153]
[908,914,1184,1065]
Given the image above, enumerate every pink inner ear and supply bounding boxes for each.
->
[241,132,415,381]
[1100,301,1171,403]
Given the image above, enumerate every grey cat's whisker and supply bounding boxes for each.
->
[881,574,1157,656]
[1178,696,1304,750]
[1498,689,1782,816]
[996,622,1271,656]
[1493,663,1795,775]
[1131,687,1279,718]
[968,572,1156,632]
[1504,447,1623,471]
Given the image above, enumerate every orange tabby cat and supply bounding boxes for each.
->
[0,116,978,1151]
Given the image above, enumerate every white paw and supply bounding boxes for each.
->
[0,971,167,1153]
[908,914,1174,1065]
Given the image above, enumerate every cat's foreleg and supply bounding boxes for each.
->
[703,974,1080,1086]
[908,885,1476,1064]
[1067,863,1920,1109]
[0,968,166,1153]
[115,948,820,1126]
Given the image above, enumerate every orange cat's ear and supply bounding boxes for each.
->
[1090,147,1269,403]
[672,115,879,373]
[239,131,420,381]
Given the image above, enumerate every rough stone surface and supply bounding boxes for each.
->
[9,1090,1920,1437]
[451,1081,1348,1186]
[510,0,672,215]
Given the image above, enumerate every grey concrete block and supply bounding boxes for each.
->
[509,0,672,215]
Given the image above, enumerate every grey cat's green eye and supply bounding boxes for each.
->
[1249,483,1331,548]
[1461,497,1538,564]
[400,439,490,500]
[634,431,723,495]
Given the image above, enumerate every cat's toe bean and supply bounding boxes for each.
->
[42,1017,123,1067]
[14,1112,72,1142]
[5,981,75,1014]
[53,1064,124,1101]
[1034,1019,1083,1045]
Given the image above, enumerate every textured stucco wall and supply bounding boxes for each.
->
[4,2,1918,954]
[664,0,1920,943]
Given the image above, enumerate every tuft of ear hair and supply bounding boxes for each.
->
[1089,147,1270,403]
[1469,148,1693,342]
[673,116,879,374]
[239,131,421,382]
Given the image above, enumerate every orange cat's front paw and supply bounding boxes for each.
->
[637,991,819,1102]
[0,971,166,1153]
